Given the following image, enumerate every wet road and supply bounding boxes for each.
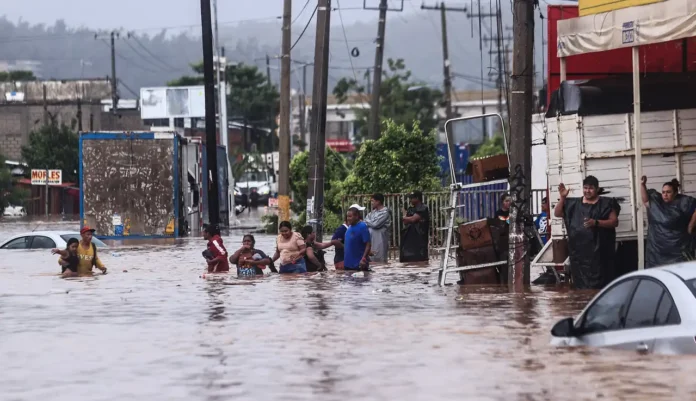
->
[1,220,696,401]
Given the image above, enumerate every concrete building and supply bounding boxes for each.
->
[293,90,505,153]
[0,79,147,160]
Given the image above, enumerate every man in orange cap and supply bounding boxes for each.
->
[75,226,107,275]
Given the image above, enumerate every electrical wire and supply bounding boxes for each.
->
[335,0,370,110]
[292,0,313,24]
[131,35,182,72]
[122,39,177,73]
[290,5,318,51]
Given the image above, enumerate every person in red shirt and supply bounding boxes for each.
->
[202,224,230,273]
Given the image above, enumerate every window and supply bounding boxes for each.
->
[2,237,31,249]
[624,279,664,329]
[685,279,696,298]
[60,235,107,248]
[30,236,56,249]
[654,291,681,326]
[581,279,637,335]
[325,121,351,140]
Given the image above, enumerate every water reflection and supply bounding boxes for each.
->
[1,221,696,401]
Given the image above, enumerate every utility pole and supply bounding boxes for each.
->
[484,34,513,114]
[43,83,49,217]
[368,0,388,140]
[300,64,308,144]
[264,54,278,183]
[110,31,119,114]
[306,0,332,241]
[200,0,220,226]
[278,0,292,223]
[421,2,466,171]
[507,0,534,291]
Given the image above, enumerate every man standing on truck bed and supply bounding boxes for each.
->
[554,176,620,289]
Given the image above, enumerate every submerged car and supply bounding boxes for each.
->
[550,263,696,355]
[0,231,108,250]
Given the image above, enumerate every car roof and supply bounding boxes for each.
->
[661,262,696,281]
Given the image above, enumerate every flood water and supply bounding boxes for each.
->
[2,220,696,401]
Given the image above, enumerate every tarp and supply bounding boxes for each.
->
[558,0,696,57]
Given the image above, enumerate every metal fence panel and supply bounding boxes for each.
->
[342,187,546,260]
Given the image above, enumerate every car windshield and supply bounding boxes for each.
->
[686,279,696,298]
[239,170,268,183]
[60,235,108,248]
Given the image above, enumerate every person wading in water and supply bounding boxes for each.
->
[53,226,107,276]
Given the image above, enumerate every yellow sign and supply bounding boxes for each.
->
[579,0,664,16]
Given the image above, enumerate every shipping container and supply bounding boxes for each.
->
[79,131,227,239]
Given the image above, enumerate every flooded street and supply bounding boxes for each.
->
[2,220,696,401]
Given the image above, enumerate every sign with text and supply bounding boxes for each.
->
[31,169,62,185]
[579,0,663,16]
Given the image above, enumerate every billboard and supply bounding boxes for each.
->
[140,86,206,119]
[578,0,663,16]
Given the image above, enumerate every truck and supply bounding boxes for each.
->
[79,130,229,239]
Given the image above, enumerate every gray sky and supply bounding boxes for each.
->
[1,0,416,32]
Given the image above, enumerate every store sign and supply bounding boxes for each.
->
[31,169,62,185]
[579,0,664,16]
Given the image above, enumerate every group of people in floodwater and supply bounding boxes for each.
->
[202,191,431,276]
[551,175,696,289]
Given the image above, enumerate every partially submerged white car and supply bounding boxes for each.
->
[2,205,26,217]
[0,231,108,250]
[551,263,696,355]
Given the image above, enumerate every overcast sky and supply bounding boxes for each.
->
[1,0,418,32]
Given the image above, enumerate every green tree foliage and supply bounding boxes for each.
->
[333,59,443,141]
[21,120,79,183]
[0,154,27,216]
[169,62,280,154]
[472,135,506,158]
[0,70,36,81]
[289,147,351,216]
[341,119,441,195]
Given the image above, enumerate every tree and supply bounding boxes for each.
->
[333,59,444,141]
[0,154,27,216]
[472,135,506,158]
[0,70,36,81]
[341,119,441,195]
[169,62,280,154]
[21,120,79,184]
[289,147,351,216]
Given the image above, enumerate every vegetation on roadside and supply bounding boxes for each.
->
[21,119,79,183]
[0,154,27,216]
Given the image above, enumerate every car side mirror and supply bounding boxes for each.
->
[551,317,576,337]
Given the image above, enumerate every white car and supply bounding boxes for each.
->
[551,262,696,355]
[2,205,26,217]
[0,231,108,250]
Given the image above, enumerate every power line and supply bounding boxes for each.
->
[292,0,313,24]
[290,5,318,51]
[98,39,159,74]
[122,38,176,73]
[335,0,369,109]
[129,34,182,72]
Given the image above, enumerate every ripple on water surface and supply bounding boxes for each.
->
[1,221,696,401]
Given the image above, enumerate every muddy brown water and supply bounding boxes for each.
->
[2,220,696,401]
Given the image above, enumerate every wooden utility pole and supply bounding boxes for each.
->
[484,34,513,114]
[300,64,308,143]
[507,0,534,291]
[421,2,466,171]
[200,0,220,226]
[368,0,388,140]
[278,0,292,223]
[306,0,332,241]
[110,31,119,114]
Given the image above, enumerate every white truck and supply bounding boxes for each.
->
[533,107,696,274]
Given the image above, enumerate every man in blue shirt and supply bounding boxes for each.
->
[344,207,372,270]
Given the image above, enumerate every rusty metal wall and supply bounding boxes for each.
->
[81,135,177,237]
[342,188,547,260]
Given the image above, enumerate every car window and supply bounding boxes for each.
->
[624,279,664,329]
[581,279,637,335]
[654,291,681,326]
[1,236,32,249]
[685,279,696,298]
[60,235,107,248]
[30,236,56,249]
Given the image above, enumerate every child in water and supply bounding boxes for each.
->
[52,238,80,277]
